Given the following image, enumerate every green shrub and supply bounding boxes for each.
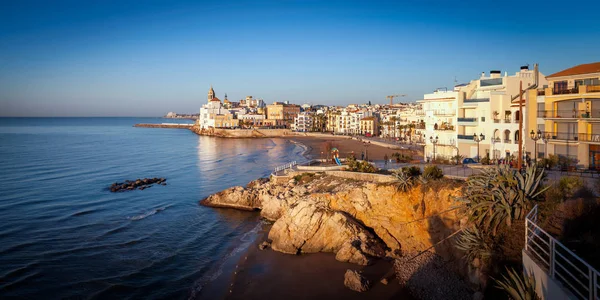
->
[401,166,422,178]
[293,173,316,184]
[393,170,415,192]
[495,267,540,300]
[423,165,444,180]
[480,155,490,165]
[558,176,583,198]
[392,152,411,163]
[458,165,548,235]
[347,159,377,173]
[455,227,492,264]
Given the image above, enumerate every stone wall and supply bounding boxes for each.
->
[191,126,293,138]
[323,171,398,183]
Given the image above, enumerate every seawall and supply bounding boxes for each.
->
[134,123,193,129]
[190,126,294,138]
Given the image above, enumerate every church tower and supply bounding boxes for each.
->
[208,85,215,102]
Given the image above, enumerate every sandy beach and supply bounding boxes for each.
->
[225,224,414,300]
[285,136,422,161]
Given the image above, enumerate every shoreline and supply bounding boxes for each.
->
[224,223,413,300]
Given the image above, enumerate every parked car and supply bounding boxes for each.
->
[462,158,477,164]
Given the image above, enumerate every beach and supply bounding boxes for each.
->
[225,224,414,300]
[285,135,422,161]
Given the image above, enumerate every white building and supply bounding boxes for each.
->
[198,86,236,129]
[292,112,313,132]
[419,88,460,160]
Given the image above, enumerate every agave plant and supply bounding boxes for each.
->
[455,226,491,263]
[459,165,548,235]
[495,267,540,300]
[394,169,415,192]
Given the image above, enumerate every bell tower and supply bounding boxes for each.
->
[208,85,215,102]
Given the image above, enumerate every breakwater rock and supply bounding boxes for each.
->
[110,178,166,192]
[190,125,294,138]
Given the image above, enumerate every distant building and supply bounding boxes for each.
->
[198,86,237,129]
[266,102,301,128]
[359,117,379,136]
[292,112,313,132]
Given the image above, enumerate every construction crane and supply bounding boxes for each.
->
[386,94,406,106]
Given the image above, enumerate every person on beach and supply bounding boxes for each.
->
[361,152,365,160]
[384,154,388,166]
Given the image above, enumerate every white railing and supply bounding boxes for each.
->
[273,161,297,174]
[525,205,599,299]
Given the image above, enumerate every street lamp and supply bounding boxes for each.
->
[473,133,484,162]
[530,129,542,163]
[542,132,550,160]
[429,135,439,162]
[363,141,371,161]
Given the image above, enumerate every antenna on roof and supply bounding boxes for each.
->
[454,76,457,85]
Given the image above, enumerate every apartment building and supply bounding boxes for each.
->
[266,102,301,128]
[419,88,459,160]
[534,62,600,169]
[455,66,546,161]
[292,112,313,132]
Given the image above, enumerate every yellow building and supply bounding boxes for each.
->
[359,117,379,136]
[265,102,301,128]
[538,62,600,169]
[213,114,238,128]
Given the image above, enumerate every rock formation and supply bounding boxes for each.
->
[109,178,166,192]
[201,173,463,260]
[344,269,370,292]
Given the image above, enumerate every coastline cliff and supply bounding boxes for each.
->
[201,174,464,261]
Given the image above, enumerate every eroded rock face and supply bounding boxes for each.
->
[344,269,370,292]
[268,200,386,262]
[200,173,463,264]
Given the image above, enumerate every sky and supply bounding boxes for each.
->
[1,0,599,117]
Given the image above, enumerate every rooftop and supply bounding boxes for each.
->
[547,62,600,78]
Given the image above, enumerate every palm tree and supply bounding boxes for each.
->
[389,116,398,139]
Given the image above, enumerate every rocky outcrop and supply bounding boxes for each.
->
[109,178,166,192]
[201,174,463,258]
[268,199,386,264]
[344,269,370,292]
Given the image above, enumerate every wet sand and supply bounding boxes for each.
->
[226,224,413,300]
[285,136,422,161]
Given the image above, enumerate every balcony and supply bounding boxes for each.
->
[504,139,512,143]
[544,131,579,142]
[552,88,579,95]
[457,117,477,122]
[538,110,600,119]
[432,110,456,116]
[578,133,600,143]
[464,98,490,103]
[493,119,500,123]
[537,90,546,96]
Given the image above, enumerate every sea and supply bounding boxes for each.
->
[0,117,306,299]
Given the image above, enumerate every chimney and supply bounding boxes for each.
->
[481,72,486,78]
[490,70,501,79]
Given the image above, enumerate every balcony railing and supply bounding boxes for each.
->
[544,131,580,142]
[493,119,500,123]
[458,117,477,122]
[415,124,426,129]
[491,137,501,143]
[553,88,579,95]
[504,139,512,143]
[432,110,456,116]
[578,133,600,143]
[538,110,600,119]
[464,98,490,103]
[457,134,474,140]
[588,85,600,93]
[537,89,546,96]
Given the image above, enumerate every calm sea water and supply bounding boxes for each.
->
[0,117,305,299]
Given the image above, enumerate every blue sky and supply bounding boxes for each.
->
[1,0,599,116]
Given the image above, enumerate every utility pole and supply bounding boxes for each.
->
[518,81,523,170]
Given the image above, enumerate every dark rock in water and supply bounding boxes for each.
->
[344,270,370,292]
[109,178,167,192]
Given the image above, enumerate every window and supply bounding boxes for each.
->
[574,78,600,88]
[553,81,568,93]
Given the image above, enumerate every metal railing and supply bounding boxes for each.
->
[525,205,599,300]
[538,110,600,119]
[458,117,477,122]
[273,161,297,174]
[464,98,490,103]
